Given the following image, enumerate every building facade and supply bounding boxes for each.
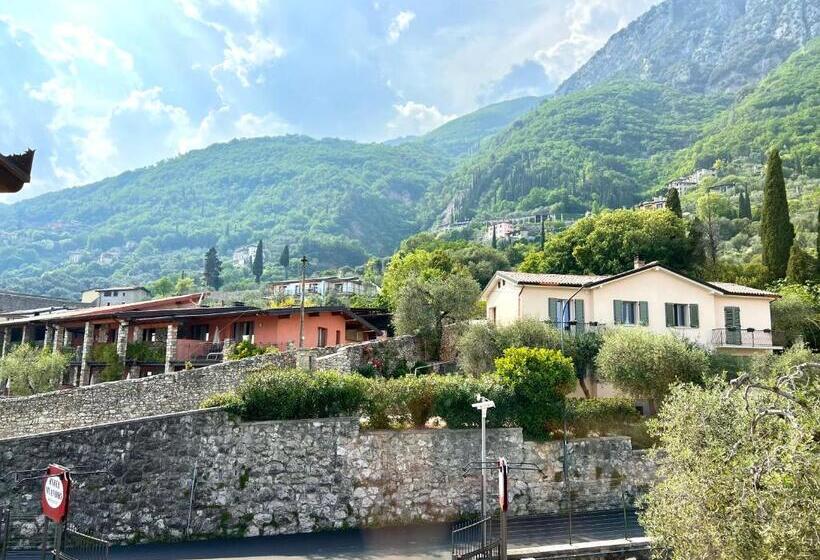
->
[81,287,152,306]
[267,276,379,299]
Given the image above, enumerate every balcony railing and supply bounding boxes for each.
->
[711,328,784,349]
[175,339,224,362]
[544,321,605,335]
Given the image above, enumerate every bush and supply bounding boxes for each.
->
[433,374,514,429]
[363,378,395,429]
[90,343,124,382]
[126,341,165,363]
[392,375,439,427]
[236,368,369,421]
[228,340,278,360]
[200,391,244,414]
[566,398,640,437]
[456,322,501,376]
[495,347,576,438]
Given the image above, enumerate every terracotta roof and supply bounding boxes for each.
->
[498,271,608,287]
[709,282,779,297]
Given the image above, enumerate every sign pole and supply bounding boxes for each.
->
[498,458,509,560]
[471,395,494,545]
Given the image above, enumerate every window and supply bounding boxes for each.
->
[233,321,254,340]
[335,330,341,345]
[103,291,111,297]
[190,324,209,341]
[665,303,700,328]
[308,283,319,293]
[317,327,328,348]
[613,300,648,325]
[335,283,343,292]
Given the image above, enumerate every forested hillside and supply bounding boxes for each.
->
[429,81,731,223]
[558,0,819,95]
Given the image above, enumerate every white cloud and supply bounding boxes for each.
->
[387,10,415,44]
[179,104,292,153]
[387,101,456,137]
[215,32,284,87]
[45,23,134,70]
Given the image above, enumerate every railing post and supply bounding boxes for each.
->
[622,491,628,540]
[568,480,573,546]
[1,508,9,560]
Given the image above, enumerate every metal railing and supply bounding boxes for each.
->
[0,509,52,560]
[56,527,110,560]
[452,516,500,560]
[711,328,784,348]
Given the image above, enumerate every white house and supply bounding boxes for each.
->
[232,245,257,268]
[267,276,379,299]
[81,286,151,307]
[482,260,781,356]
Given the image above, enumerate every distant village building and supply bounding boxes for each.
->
[98,248,122,266]
[486,221,516,242]
[636,196,667,211]
[81,286,151,307]
[67,250,87,264]
[232,245,257,268]
[267,276,379,299]
[665,168,716,195]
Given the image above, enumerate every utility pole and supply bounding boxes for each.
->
[299,255,307,348]
[472,394,495,544]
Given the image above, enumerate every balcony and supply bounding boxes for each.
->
[544,321,605,335]
[711,328,784,349]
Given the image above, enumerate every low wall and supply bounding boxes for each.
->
[0,352,295,438]
[314,335,423,373]
[0,409,656,544]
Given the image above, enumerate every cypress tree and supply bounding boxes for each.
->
[687,217,706,270]
[204,247,222,290]
[491,224,497,249]
[252,239,264,283]
[786,245,817,284]
[665,187,682,218]
[817,206,820,277]
[540,218,546,251]
[739,186,752,219]
[279,244,290,278]
[760,149,795,279]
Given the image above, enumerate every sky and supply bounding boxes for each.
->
[0,0,658,202]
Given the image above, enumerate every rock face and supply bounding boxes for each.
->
[557,0,820,95]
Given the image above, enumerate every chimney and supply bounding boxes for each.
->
[633,256,645,269]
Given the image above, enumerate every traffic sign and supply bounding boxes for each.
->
[41,464,71,523]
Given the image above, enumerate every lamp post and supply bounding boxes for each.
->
[298,255,308,348]
[472,394,495,543]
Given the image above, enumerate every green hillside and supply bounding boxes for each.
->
[0,136,452,298]
[416,96,544,157]
[429,81,731,223]
[670,38,820,178]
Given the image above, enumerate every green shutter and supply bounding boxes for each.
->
[613,300,623,325]
[639,301,649,326]
[689,304,699,328]
[574,300,585,332]
[548,298,559,322]
[665,303,674,327]
[724,306,741,344]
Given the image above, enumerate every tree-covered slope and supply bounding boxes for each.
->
[428,81,731,223]
[557,0,819,95]
[416,96,544,158]
[670,37,820,177]
[0,136,453,298]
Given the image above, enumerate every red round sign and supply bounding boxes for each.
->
[41,464,71,523]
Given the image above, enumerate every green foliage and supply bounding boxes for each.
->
[565,398,640,438]
[432,374,514,429]
[392,375,440,428]
[786,244,817,284]
[204,247,223,290]
[89,342,124,382]
[227,340,278,361]
[664,187,682,218]
[642,357,819,560]
[761,149,795,279]
[252,240,264,283]
[0,344,70,395]
[125,341,165,363]
[236,368,370,422]
[200,391,245,413]
[393,270,481,359]
[596,328,708,405]
[519,209,694,275]
[495,346,576,437]
[771,284,820,349]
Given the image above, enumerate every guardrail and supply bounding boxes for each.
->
[711,328,784,348]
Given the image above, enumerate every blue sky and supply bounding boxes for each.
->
[0,0,657,202]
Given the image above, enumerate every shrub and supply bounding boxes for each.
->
[496,318,562,350]
[392,375,439,427]
[456,321,500,376]
[126,341,165,363]
[596,328,708,410]
[495,346,576,438]
[236,368,369,421]
[363,378,395,429]
[228,340,278,360]
[90,343,124,382]
[566,398,640,437]
[200,391,244,414]
[433,374,514,429]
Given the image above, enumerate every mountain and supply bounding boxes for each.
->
[0,136,452,298]
[558,0,819,95]
[429,81,731,224]
[415,96,544,158]
[670,37,820,177]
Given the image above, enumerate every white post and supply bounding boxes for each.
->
[472,394,495,544]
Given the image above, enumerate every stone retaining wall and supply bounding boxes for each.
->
[314,335,423,373]
[0,409,656,544]
[0,352,295,438]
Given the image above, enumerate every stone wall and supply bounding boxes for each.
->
[0,409,656,544]
[314,335,423,373]
[0,352,296,439]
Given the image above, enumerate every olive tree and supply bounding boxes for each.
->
[0,344,70,395]
[641,347,819,560]
[595,328,708,412]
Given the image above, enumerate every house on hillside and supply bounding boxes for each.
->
[482,260,781,404]
[482,260,781,356]
[81,286,151,307]
[636,196,666,210]
[267,276,379,299]
[232,245,257,268]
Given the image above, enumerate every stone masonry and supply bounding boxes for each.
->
[314,335,423,372]
[0,409,656,544]
[0,352,296,438]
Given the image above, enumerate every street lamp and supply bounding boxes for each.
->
[298,255,308,348]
